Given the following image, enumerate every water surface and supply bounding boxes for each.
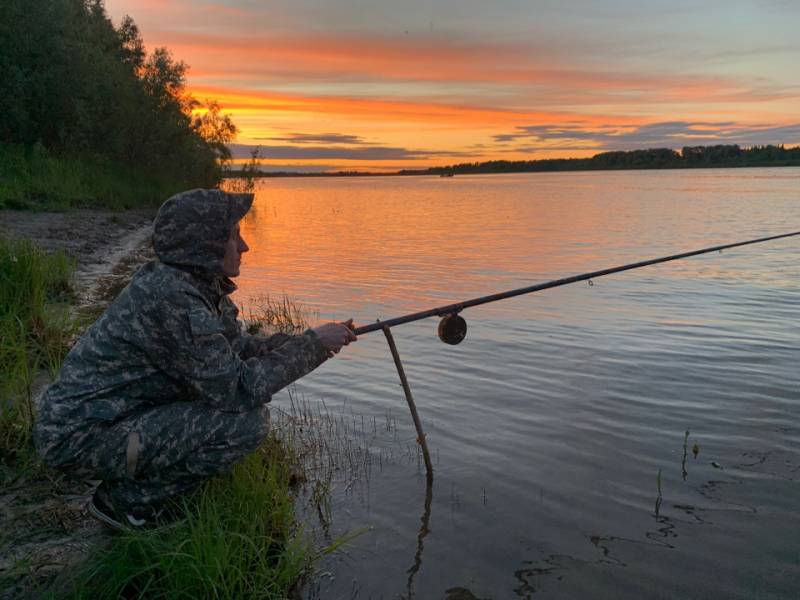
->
[234,169,800,599]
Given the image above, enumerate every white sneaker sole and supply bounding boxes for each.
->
[88,498,125,531]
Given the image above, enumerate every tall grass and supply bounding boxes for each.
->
[0,144,187,210]
[56,296,358,599]
[241,294,315,336]
[0,268,360,597]
[0,236,75,462]
[65,436,312,599]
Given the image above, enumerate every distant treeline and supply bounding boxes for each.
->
[225,144,800,179]
[0,0,236,208]
[409,144,800,176]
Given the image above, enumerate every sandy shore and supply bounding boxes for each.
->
[0,209,156,311]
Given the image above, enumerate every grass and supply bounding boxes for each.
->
[241,294,316,336]
[63,436,313,599]
[0,236,75,465]
[0,244,363,598]
[51,295,364,598]
[0,143,188,210]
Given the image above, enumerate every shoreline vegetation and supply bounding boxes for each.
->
[2,1,796,598]
[0,231,343,597]
[0,0,237,211]
[0,0,337,597]
[226,143,800,179]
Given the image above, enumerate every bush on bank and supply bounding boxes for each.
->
[64,436,312,600]
[0,0,237,210]
[1,239,329,598]
[0,144,187,210]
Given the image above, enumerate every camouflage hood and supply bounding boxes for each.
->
[153,189,254,275]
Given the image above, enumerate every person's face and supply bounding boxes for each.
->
[222,223,249,277]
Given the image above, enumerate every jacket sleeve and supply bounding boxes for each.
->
[217,295,294,360]
[235,331,294,360]
[160,292,328,411]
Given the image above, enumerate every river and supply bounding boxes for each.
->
[232,168,800,599]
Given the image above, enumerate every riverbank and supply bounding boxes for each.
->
[0,209,156,313]
[0,210,156,598]
[0,145,191,211]
[0,209,344,598]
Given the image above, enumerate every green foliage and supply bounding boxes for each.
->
[193,101,239,167]
[0,237,75,460]
[225,147,263,194]
[0,0,238,204]
[0,144,187,209]
[66,436,312,599]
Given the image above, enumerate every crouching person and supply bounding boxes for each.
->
[34,189,356,530]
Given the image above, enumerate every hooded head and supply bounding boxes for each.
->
[153,189,254,276]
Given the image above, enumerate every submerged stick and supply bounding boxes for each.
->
[354,230,800,336]
[382,324,434,482]
[406,476,433,598]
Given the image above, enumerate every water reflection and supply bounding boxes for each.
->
[510,439,800,598]
[443,587,489,600]
[237,170,800,321]
[404,478,433,599]
[232,170,800,599]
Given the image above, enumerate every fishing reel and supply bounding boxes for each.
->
[438,313,467,345]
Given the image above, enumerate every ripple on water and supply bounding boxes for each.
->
[239,170,800,599]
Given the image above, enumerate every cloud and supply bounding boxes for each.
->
[241,163,336,174]
[191,84,630,130]
[153,29,800,109]
[493,121,800,151]
[259,132,371,145]
[228,143,471,161]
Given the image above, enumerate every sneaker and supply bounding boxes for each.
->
[88,489,172,531]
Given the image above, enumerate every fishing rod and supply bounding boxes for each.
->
[354,230,800,344]
[355,229,800,482]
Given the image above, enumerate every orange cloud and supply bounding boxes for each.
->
[165,31,793,108]
[189,85,643,130]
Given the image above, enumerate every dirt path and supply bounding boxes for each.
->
[0,209,156,598]
[0,208,156,311]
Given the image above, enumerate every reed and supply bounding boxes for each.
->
[63,435,313,599]
[0,236,75,463]
[1,283,368,597]
[56,295,365,598]
[241,294,315,336]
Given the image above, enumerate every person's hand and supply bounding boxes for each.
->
[312,319,357,358]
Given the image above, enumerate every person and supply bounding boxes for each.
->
[34,189,357,530]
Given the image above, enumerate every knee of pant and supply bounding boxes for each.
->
[33,422,90,474]
[218,404,271,452]
[184,406,271,478]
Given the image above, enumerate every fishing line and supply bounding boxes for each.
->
[360,230,800,480]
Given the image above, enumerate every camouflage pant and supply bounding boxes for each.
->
[62,402,270,508]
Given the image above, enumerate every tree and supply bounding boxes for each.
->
[192,100,238,165]
[141,47,190,111]
[0,0,237,189]
[117,15,145,73]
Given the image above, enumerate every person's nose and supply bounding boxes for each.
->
[239,236,250,253]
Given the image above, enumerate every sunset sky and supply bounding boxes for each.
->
[104,0,800,172]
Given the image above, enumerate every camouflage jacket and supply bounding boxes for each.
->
[35,189,328,464]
